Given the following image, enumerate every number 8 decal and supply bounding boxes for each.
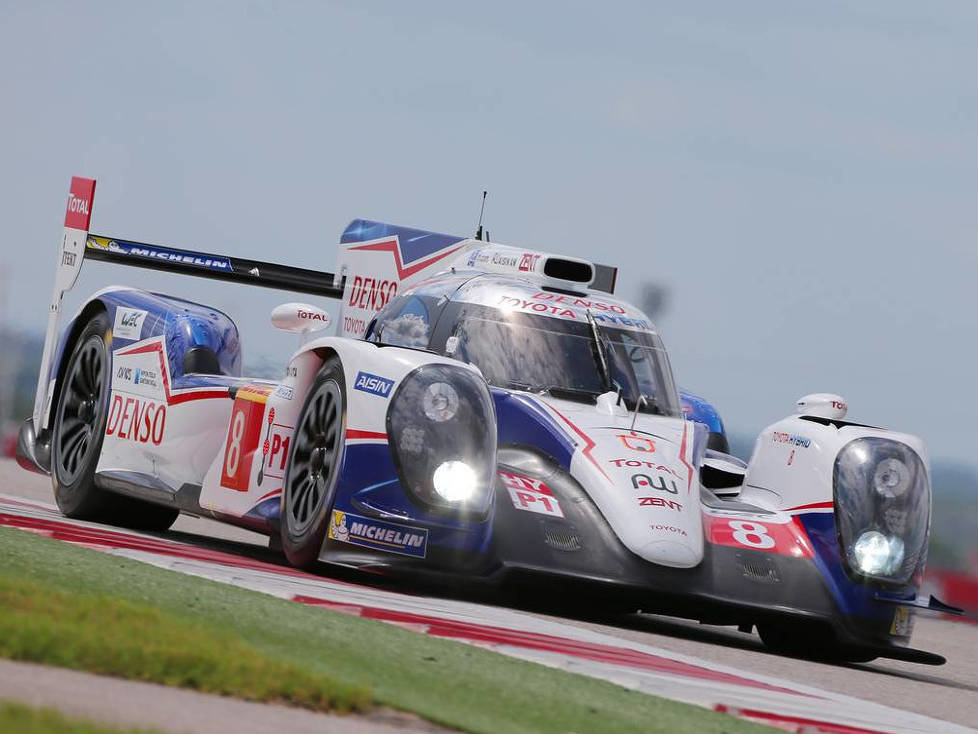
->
[729,520,775,549]
[224,409,246,477]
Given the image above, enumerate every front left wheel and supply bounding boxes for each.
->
[280,357,346,568]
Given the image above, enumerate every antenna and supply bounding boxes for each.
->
[475,190,488,241]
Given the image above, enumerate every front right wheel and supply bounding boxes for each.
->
[281,357,347,568]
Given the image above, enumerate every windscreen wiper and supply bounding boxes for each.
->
[585,309,612,392]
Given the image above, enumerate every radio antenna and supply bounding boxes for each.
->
[475,190,488,241]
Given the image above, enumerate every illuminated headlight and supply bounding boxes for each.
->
[423,382,459,422]
[432,460,476,502]
[834,438,929,585]
[387,364,496,513]
[853,531,905,576]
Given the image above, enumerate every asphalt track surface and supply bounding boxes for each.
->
[2,460,976,733]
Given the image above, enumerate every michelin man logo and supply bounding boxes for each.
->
[329,510,349,542]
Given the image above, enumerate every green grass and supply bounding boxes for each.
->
[0,576,368,713]
[0,701,161,734]
[0,527,768,733]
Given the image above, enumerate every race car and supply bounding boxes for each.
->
[17,176,958,664]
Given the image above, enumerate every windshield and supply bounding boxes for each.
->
[443,304,681,416]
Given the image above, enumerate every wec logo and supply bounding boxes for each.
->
[353,371,394,397]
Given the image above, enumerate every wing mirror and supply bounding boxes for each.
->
[796,392,847,420]
[271,302,331,339]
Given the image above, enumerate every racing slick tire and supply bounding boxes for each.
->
[758,621,878,664]
[51,311,178,532]
[281,356,346,569]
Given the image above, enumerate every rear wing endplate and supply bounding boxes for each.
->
[33,176,344,430]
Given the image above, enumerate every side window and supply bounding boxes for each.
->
[375,296,431,348]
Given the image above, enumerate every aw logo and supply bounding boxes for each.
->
[353,371,394,398]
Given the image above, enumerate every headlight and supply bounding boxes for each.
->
[432,460,477,502]
[834,438,929,585]
[387,364,496,513]
[423,382,459,422]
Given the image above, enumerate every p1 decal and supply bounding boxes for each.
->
[257,421,293,486]
[220,386,272,492]
[617,433,655,453]
[500,471,564,518]
[353,371,394,398]
[705,516,813,558]
[105,395,166,445]
[328,510,428,558]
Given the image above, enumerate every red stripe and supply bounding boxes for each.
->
[255,489,282,503]
[544,402,609,481]
[116,343,162,357]
[169,390,230,404]
[678,421,695,494]
[293,595,806,696]
[0,512,318,581]
[713,704,884,734]
[345,429,388,441]
[786,501,834,513]
[348,239,463,281]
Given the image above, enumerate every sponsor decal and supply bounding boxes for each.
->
[328,510,428,558]
[772,432,811,448]
[353,371,394,398]
[518,253,541,272]
[638,496,683,510]
[116,366,133,381]
[113,308,148,341]
[274,384,294,401]
[651,523,688,537]
[347,276,398,312]
[134,367,158,389]
[611,458,681,475]
[61,250,77,267]
[631,473,679,494]
[499,471,564,518]
[831,399,847,411]
[890,605,915,637]
[105,395,166,445]
[532,292,626,314]
[616,434,655,453]
[89,239,232,272]
[64,177,96,230]
[297,308,330,325]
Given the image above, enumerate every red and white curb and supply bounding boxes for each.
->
[0,493,969,734]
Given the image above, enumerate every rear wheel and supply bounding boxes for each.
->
[51,311,178,532]
[281,357,346,568]
[51,313,115,519]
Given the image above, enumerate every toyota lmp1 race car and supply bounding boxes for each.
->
[17,177,960,665]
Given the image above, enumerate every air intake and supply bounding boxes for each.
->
[543,257,593,284]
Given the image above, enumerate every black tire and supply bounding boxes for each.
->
[757,622,878,664]
[280,357,346,568]
[51,310,178,532]
[51,311,116,520]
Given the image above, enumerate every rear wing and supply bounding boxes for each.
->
[33,176,345,430]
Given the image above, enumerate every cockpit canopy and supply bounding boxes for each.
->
[365,275,682,417]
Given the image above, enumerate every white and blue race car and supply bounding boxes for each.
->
[18,177,959,664]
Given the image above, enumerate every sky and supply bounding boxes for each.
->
[0,1,975,466]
